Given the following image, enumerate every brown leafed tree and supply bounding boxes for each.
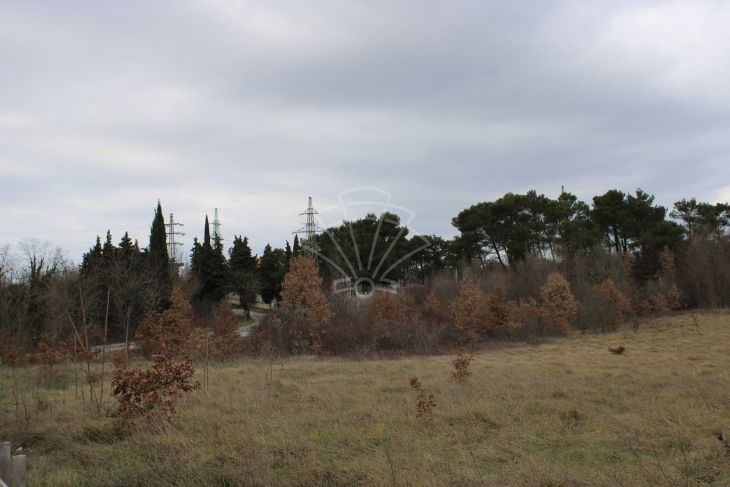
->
[134,286,202,359]
[451,280,490,345]
[279,256,333,353]
[539,273,578,334]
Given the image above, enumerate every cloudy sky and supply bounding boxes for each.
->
[1,0,729,262]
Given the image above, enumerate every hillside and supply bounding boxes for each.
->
[2,311,730,486]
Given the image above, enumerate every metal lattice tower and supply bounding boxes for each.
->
[165,213,185,265]
[212,208,223,243]
[295,196,321,256]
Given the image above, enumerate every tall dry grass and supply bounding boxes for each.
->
[1,310,729,486]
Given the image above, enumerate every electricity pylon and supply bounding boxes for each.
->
[166,213,185,269]
[294,196,321,257]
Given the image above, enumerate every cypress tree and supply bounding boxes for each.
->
[192,216,229,313]
[210,219,229,301]
[293,234,301,256]
[190,237,203,277]
[147,201,171,309]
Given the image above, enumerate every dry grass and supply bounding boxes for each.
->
[2,310,730,486]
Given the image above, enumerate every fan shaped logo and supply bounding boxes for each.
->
[310,187,431,299]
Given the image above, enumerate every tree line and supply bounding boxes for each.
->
[0,188,728,352]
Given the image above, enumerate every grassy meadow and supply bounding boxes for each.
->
[2,310,730,486]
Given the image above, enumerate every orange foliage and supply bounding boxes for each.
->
[539,273,578,334]
[451,352,472,382]
[451,280,490,345]
[596,279,632,326]
[134,287,203,359]
[279,256,333,353]
[111,352,200,428]
[409,376,436,419]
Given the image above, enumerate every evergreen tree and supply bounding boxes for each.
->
[147,201,171,309]
[119,232,135,259]
[190,237,202,277]
[671,199,730,239]
[102,230,115,258]
[318,212,412,284]
[80,236,103,277]
[259,244,285,304]
[209,219,229,301]
[292,234,301,256]
[191,216,229,312]
[591,190,630,253]
[228,235,258,316]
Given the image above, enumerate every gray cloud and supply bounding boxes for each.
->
[1,0,729,260]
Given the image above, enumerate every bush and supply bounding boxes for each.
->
[254,256,332,354]
[110,352,200,428]
[409,376,436,419]
[206,302,246,361]
[134,287,203,359]
[451,352,472,382]
[539,273,578,335]
[579,279,632,331]
[451,280,490,345]
[676,236,730,308]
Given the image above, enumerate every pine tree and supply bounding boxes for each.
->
[80,236,103,277]
[119,232,134,257]
[102,230,115,259]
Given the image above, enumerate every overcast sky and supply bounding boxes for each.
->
[1,0,729,262]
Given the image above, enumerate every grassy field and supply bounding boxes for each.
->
[2,310,730,486]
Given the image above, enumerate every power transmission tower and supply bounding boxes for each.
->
[294,196,321,257]
[166,213,185,267]
[212,208,223,244]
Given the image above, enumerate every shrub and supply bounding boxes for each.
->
[676,236,730,308]
[110,352,200,428]
[319,295,375,354]
[592,279,632,330]
[36,338,67,385]
[508,298,543,342]
[484,286,518,338]
[134,287,203,359]
[647,293,669,313]
[207,302,246,361]
[255,256,333,354]
[451,280,490,345]
[539,273,578,334]
[368,292,421,350]
[451,352,472,382]
[409,376,436,419]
